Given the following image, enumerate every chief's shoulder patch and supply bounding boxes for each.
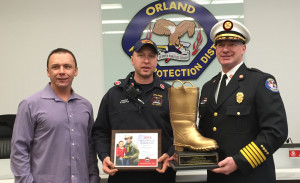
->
[265,78,279,93]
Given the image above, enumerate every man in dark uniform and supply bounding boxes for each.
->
[198,19,288,183]
[123,135,139,165]
[92,39,176,183]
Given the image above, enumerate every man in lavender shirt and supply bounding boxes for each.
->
[10,48,100,183]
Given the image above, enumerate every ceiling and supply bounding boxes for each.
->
[101,0,244,34]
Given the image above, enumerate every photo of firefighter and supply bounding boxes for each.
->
[115,135,140,166]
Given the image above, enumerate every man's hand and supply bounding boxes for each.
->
[211,157,238,175]
[102,157,118,176]
[156,153,173,173]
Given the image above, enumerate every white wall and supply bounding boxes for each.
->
[0,0,299,181]
[0,0,105,180]
[0,0,105,117]
[245,0,300,143]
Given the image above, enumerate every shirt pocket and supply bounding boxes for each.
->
[226,105,252,133]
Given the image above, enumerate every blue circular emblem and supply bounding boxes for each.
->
[265,78,279,93]
[122,0,218,80]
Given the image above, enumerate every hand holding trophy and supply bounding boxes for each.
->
[169,80,219,170]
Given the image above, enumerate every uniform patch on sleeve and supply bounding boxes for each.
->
[265,78,279,93]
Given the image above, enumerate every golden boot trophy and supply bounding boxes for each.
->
[169,80,218,169]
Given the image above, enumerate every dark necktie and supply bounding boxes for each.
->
[217,74,227,103]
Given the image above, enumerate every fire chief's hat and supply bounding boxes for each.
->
[210,19,251,44]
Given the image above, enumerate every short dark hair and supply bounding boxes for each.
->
[47,48,77,68]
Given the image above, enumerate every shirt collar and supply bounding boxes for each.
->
[222,61,244,80]
[41,83,81,101]
[152,74,166,90]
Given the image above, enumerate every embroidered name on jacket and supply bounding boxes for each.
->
[120,99,129,104]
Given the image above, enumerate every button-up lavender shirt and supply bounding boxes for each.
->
[10,84,100,183]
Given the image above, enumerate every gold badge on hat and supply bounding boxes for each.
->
[223,20,233,31]
[236,92,244,104]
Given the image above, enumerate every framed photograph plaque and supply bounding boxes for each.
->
[111,129,162,170]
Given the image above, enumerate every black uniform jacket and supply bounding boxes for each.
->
[92,72,176,183]
[92,72,174,161]
[198,63,288,183]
